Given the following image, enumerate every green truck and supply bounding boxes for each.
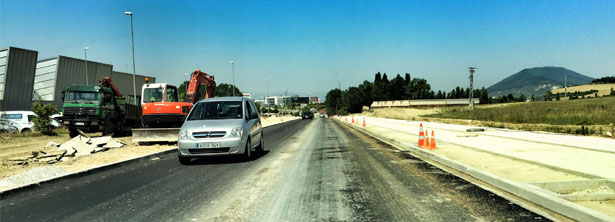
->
[61,77,141,137]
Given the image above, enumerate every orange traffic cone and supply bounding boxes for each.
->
[352,116,355,124]
[418,123,425,147]
[362,117,366,127]
[429,130,437,149]
[423,130,430,148]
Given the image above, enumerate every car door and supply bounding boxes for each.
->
[245,100,257,147]
[249,100,262,142]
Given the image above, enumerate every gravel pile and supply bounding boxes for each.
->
[0,166,72,191]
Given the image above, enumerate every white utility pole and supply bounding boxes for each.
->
[468,67,477,110]
[230,60,235,97]
[564,73,567,98]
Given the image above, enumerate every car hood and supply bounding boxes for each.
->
[180,119,244,132]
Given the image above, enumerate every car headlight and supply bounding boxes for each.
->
[230,127,242,138]
[179,130,189,140]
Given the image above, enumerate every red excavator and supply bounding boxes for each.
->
[132,70,215,144]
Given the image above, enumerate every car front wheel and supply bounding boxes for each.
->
[242,139,252,161]
[178,153,191,165]
[256,132,265,152]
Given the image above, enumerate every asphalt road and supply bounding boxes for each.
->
[0,118,546,222]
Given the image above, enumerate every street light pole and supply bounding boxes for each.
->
[125,11,137,104]
[230,60,235,97]
[265,78,269,116]
[184,73,189,101]
[83,47,89,85]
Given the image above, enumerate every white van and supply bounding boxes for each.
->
[0,111,36,133]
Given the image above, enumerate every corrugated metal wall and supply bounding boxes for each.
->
[111,71,156,104]
[0,49,7,101]
[0,47,38,111]
[33,58,59,101]
[111,71,156,97]
[44,56,114,109]
[32,55,157,110]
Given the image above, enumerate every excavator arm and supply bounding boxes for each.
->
[101,77,123,97]
[185,70,216,103]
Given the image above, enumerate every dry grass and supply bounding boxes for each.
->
[427,96,615,125]
[551,83,615,98]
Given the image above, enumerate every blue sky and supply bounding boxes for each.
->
[2,0,615,99]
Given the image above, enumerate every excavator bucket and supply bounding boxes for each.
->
[132,128,180,144]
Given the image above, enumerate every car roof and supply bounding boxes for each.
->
[1,111,35,115]
[197,97,246,103]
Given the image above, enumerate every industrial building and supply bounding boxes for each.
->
[264,95,312,107]
[265,96,291,107]
[0,47,38,111]
[33,56,155,110]
[0,46,157,113]
[309,96,320,104]
[290,96,309,104]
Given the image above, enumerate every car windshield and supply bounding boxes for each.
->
[66,91,99,103]
[143,88,163,103]
[187,101,243,120]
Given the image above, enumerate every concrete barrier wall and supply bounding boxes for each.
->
[371,98,479,108]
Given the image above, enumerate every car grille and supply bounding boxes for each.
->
[192,131,226,138]
[64,107,97,116]
[188,148,230,154]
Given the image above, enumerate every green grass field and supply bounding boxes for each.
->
[426,96,615,126]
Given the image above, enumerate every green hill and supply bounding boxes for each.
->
[487,67,594,100]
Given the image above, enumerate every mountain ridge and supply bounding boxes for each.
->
[487,66,594,99]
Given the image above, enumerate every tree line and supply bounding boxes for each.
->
[178,81,242,101]
[591,76,615,84]
[325,72,489,115]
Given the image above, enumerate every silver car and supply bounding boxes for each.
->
[0,119,19,133]
[177,97,264,164]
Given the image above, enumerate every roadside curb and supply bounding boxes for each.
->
[335,118,615,222]
[0,119,299,197]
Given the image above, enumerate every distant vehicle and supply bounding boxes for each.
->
[0,118,19,133]
[302,112,314,120]
[177,97,264,164]
[319,113,325,118]
[0,111,36,133]
[50,114,63,128]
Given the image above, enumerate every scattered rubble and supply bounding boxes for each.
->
[9,135,125,166]
[466,128,486,132]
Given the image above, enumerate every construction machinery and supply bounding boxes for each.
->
[132,70,215,144]
[61,77,142,138]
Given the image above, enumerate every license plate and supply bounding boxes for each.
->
[197,142,220,149]
[75,122,85,126]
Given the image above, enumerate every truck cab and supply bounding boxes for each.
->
[141,83,191,127]
[61,79,141,138]
[61,85,116,136]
